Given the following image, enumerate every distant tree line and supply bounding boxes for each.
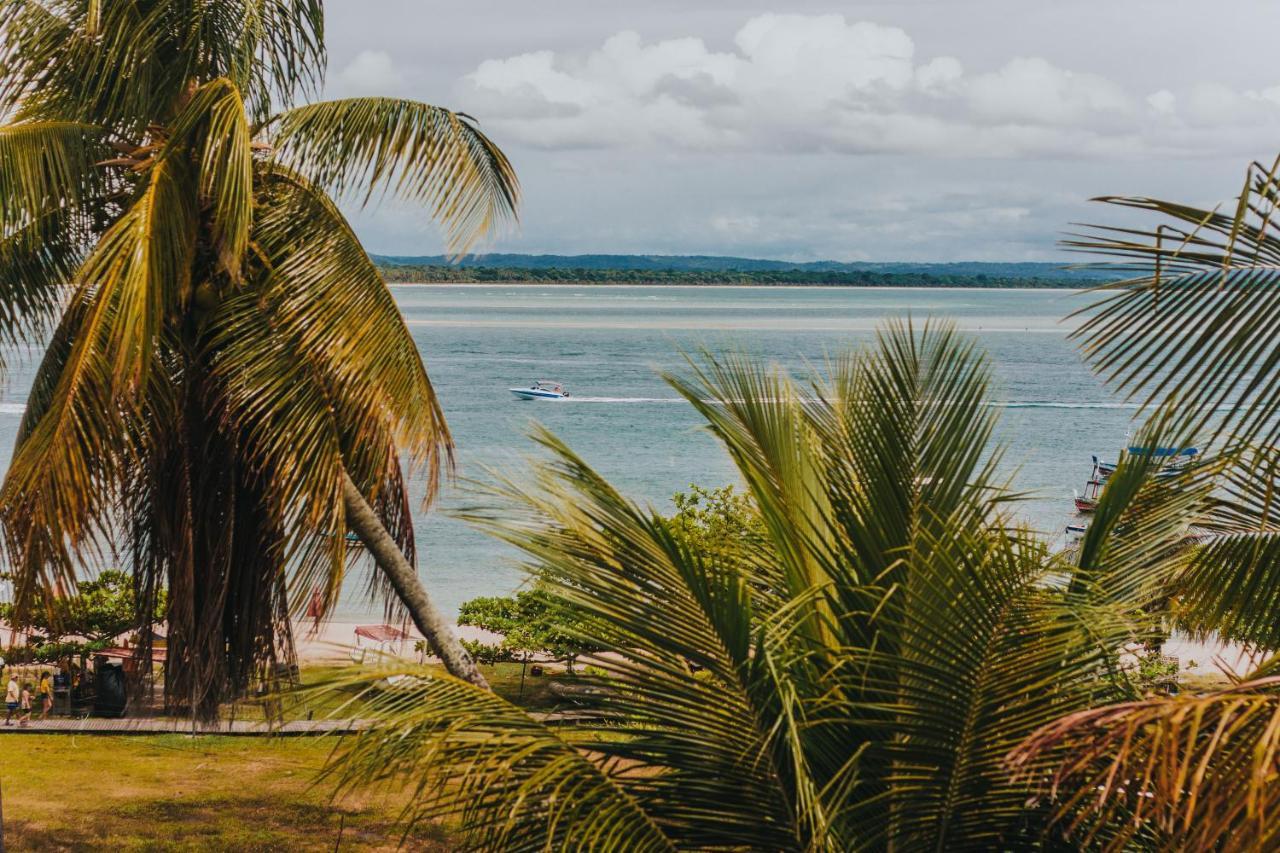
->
[376,264,1091,288]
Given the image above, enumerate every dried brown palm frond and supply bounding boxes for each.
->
[1009,677,1280,851]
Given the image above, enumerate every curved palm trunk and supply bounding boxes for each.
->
[340,472,489,689]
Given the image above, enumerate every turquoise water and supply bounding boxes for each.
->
[382,284,1129,619]
[0,285,1139,619]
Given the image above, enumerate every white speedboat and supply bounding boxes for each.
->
[510,380,570,400]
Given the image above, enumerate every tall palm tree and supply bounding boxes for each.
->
[323,322,1199,851]
[0,0,517,716]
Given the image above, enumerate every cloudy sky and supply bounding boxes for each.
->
[323,0,1280,262]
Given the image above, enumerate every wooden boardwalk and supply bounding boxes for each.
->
[0,710,582,736]
[0,716,367,736]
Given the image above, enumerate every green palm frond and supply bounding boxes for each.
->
[1069,415,1217,608]
[477,429,814,849]
[1071,162,1280,448]
[0,120,101,230]
[2,0,325,129]
[202,282,351,608]
[1,153,197,605]
[269,97,520,254]
[3,0,178,130]
[1009,677,1280,851]
[0,210,84,354]
[322,668,676,852]
[168,78,255,281]
[883,524,1136,848]
[1162,446,1280,650]
[212,0,327,116]
[251,164,451,478]
[199,163,447,617]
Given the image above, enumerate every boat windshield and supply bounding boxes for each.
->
[534,381,564,392]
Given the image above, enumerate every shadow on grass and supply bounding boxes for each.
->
[4,794,451,852]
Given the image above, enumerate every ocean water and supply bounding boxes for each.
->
[384,284,1131,619]
[0,285,1141,619]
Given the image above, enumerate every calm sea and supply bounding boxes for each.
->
[0,285,1139,619]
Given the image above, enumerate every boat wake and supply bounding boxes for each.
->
[565,396,686,404]
[1002,401,1139,410]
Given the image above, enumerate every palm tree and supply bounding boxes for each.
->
[1005,158,1280,849]
[323,321,1203,851]
[0,0,517,716]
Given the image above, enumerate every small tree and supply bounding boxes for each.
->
[458,589,602,675]
[0,569,166,645]
[669,484,765,566]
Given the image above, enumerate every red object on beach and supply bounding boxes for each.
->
[353,625,410,644]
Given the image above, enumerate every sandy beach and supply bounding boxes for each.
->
[293,619,501,664]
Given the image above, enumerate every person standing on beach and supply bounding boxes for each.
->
[4,673,17,725]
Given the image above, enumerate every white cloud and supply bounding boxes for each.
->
[1147,89,1176,116]
[966,57,1131,125]
[917,57,964,97]
[459,13,1280,161]
[331,50,407,97]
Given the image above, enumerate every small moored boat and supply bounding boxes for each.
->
[510,380,570,400]
[1092,446,1197,481]
[1074,478,1103,514]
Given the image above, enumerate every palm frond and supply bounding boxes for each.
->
[1071,161,1280,448]
[1009,677,1280,851]
[321,667,677,852]
[1165,446,1280,650]
[1070,413,1217,608]
[251,163,451,479]
[269,97,520,254]
[201,165,446,617]
[0,209,84,356]
[1,153,198,604]
[462,428,811,849]
[2,1,325,129]
[883,523,1137,849]
[168,78,255,281]
[0,119,101,231]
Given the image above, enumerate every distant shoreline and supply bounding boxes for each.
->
[388,280,1091,292]
[375,262,1110,290]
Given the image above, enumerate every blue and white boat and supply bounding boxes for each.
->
[1092,446,1198,480]
[510,380,570,400]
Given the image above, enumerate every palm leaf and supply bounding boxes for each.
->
[1009,677,1280,851]
[269,97,519,253]
[0,119,100,231]
[0,209,84,356]
[251,163,451,479]
[1165,446,1280,650]
[1,153,198,604]
[442,324,1154,849]
[1071,164,1280,449]
[168,78,255,281]
[321,667,676,852]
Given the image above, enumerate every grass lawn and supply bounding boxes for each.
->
[0,733,450,851]
[276,660,582,720]
[0,661,596,850]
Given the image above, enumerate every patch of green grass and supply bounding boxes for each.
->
[262,661,587,721]
[0,734,450,851]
